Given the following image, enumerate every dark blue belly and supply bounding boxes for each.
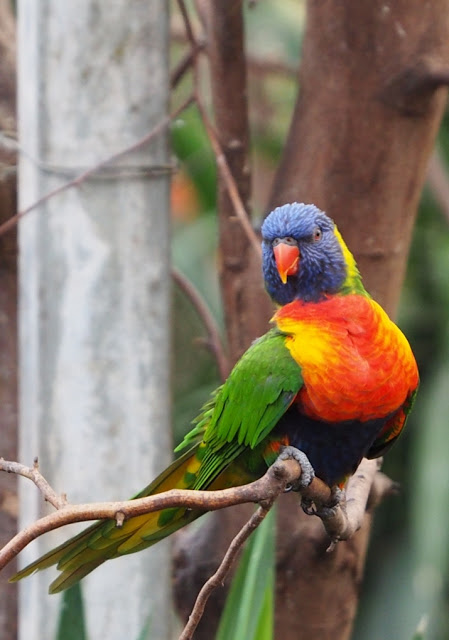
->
[274,404,387,486]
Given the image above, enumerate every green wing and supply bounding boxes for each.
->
[190,328,303,489]
[10,329,303,593]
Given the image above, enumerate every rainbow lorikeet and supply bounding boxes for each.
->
[11,202,418,593]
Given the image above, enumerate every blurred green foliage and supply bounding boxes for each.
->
[170,2,449,639]
[56,585,87,640]
[354,136,449,640]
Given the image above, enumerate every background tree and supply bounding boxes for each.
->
[171,2,449,639]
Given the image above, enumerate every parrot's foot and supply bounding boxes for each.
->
[279,446,315,491]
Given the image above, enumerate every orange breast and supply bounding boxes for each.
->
[274,296,419,423]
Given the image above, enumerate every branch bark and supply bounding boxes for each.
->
[0,452,393,640]
[0,454,334,574]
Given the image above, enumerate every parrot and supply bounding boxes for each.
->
[11,202,419,594]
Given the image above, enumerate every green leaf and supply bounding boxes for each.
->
[135,612,153,640]
[252,573,274,640]
[216,507,275,640]
[56,584,87,640]
[411,614,428,640]
[171,107,217,211]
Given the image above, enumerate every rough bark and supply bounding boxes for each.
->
[269,0,449,316]
[268,2,449,639]
[205,0,273,359]
[174,2,449,640]
[0,3,17,639]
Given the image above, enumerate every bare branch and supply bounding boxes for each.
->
[0,452,386,579]
[0,455,304,572]
[179,504,271,640]
[1,452,392,640]
[196,100,261,257]
[177,0,261,258]
[318,458,381,545]
[172,267,230,380]
[170,38,206,89]
[0,457,66,510]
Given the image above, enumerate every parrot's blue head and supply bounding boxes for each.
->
[261,202,360,304]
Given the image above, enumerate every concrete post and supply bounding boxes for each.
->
[18,2,172,638]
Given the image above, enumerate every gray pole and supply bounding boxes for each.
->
[17,2,172,639]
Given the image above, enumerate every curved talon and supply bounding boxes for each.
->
[301,497,317,515]
[279,446,315,490]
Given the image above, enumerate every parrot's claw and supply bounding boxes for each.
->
[279,446,315,491]
[313,486,345,519]
[301,485,345,518]
[300,497,317,515]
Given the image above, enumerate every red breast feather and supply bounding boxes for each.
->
[274,295,419,424]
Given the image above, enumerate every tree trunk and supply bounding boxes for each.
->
[270,0,449,315]
[174,2,449,639]
[206,0,273,359]
[17,2,172,639]
[269,2,449,638]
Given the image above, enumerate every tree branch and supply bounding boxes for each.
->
[0,453,385,581]
[0,458,66,511]
[178,461,392,639]
[172,267,230,380]
[176,0,261,258]
[179,504,271,640]
[0,455,299,572]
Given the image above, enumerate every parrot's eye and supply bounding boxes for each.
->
[312,227,322,242]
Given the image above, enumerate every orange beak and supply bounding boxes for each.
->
[273,242,300,284]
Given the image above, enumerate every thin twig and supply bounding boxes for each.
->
[0,95,195,238]
[171,39,206,89]
[177,0,198,50]
[197,100,261,256]
[177,0,261,257]
[172,267,229,380]
[179,504,271,640]
[0,457,66,510]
